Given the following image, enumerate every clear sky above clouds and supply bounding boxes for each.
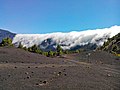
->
[0,0,120,34]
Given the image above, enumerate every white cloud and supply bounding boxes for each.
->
[12,25,120,50]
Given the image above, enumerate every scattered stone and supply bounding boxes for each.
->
[43,80,47,84]
[62,69,66,72]
[86,66,89,68]
[6,61,8,63]
[14,66,17,68]
[35,80,48,86]
[99,61,103,64]
[57,72,61,76]
[107,74,111,77]
[36,83,39,85]
[35,67,38,68]
[8,74,11,77]
[64,74,67,76]
[63,69,66,71]
[25,72,29,75]
[27,76,30,79]
[101,62,104,64]
[58,72,62,74]
[43,72,45,74]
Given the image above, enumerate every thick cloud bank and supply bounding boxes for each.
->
[12,26,120,50]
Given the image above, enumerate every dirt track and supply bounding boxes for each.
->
[0,47,120,90]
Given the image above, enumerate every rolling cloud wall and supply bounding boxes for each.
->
[12,26,120,50]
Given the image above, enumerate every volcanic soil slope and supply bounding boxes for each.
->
[0,47,120,90]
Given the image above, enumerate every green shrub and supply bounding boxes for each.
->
[0,38,13,46]
[47,50,54,57]
[42,52,48,56]
[28,44,42,54]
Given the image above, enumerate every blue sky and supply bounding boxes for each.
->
[0,0,120,34]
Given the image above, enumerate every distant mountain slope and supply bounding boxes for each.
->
[100,33,120,54]
[0,29,16,42]
[12,26,120,51]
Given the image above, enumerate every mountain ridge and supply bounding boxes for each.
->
[0,29,16,42]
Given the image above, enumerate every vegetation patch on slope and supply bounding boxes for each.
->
[99,33,120,56]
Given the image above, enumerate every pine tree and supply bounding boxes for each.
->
[18,42,23,49]
[57,45,62,52]
[56,45,63,56]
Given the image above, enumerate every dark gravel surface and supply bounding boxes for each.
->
[0,47,120,90]
[65,50,120,65]
[0,47,72,65]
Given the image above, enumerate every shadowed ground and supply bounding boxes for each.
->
[0,47,120,90]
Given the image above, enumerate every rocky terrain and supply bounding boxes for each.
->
[0,47,120,90]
